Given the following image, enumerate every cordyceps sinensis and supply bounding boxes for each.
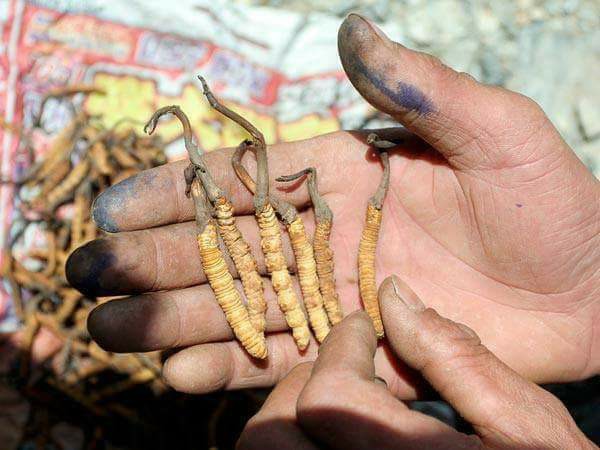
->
[276,168,343,325]
[358,133,392,338]
[190,179,267,359]
[144,105,267,358]
[198,76,313,350]
[232,143,331,344]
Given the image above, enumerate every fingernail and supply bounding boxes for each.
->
[348,13,391,42]
[91,192,120,233]
[373,375,388,388]
[390,275,426,312]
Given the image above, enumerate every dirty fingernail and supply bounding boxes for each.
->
[373,375,388,388]
[391,275,425,312]
[347,13,390,42]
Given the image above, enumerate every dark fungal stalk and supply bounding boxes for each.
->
[198,76,269,212]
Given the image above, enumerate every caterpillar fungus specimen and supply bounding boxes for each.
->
[358,133,393,338]
[277,168,343,325]
[232,143,331,344]
[198,76,313,350]
[144,105,267,359]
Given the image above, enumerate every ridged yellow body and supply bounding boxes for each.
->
[197,222,267,359]
[91,141,113,175]
[40,160,70,197]
[111,146,138,168]
[46,159,90,210]
[214,197,267,335]
[314,219,343,325]
[70,190,86,250]
[358,203,384,338]
[257,204,310,350]
[36,114,84,180]
[287,217,330,342]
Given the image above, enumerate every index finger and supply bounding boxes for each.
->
[91,128,414,232]
[311,310,379,382]
[91,131,355,232]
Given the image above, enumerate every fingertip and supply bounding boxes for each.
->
[86,305,111,350]
[312,309,377,381]
[338,14,435,117]
[91,173,144,232]
[91,191,120,233]
[66,239,117,297]
[378,275,425,317]
[90,168,168,232]
[86,301,137,352]
[162,345,232,394]
[327,309,376,346]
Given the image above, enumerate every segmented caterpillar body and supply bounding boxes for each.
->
[91,141,113,175]
[39,160,71,197]
[36,114,85,180]
[46,158,90,211]
[277,168,342,326]
[287,216,330,342]
[197,221,267,359]
[358,203,384,337]
[314,219,343,325]
[257,204,311,350]
[358,134,392,338]
[214,197,266,335]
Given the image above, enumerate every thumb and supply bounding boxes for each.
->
[378,275,592,449]
[338,14,574,172]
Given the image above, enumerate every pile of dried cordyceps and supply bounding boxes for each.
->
[0,86,174,446]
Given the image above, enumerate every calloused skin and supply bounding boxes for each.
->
[67,14,599,398]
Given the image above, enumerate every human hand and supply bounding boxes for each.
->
[67,14,599,395]
[237,277,596,450]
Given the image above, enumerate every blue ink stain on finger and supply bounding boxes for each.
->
[92,171,157,232]
[92,192,121,233]
[66,239,116,297]
[355,57,434,115]
[92,177,135,232]
[338,14,435,116]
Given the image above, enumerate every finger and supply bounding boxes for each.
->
[162,333,316,394]
[87,278,292,352]
[159,327,419,398]
[379,275,591,449]
[296,312,480,450]
[338,14,576,172]
[66,212,303,297]
[310,310,378,382]
[237,363,318,450]
[92,130,403,232]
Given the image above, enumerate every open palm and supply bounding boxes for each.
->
[68,14,599,397]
